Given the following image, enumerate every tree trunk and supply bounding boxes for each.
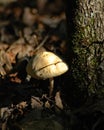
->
[65,0,104,96]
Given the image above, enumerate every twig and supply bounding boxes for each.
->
[42,95,63,111]
[31,96,43,105]
[35,35,49,52]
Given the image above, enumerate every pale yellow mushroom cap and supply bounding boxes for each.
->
[26,51,68,79]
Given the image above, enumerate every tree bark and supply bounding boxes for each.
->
[65,0,104,95]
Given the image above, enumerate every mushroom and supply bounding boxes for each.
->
[26,51,68,96]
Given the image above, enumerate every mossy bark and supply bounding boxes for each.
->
[65,0,104,95]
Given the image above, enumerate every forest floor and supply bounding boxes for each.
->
[0,0,71,129]
[0,0,104,130]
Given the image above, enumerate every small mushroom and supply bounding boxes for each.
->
[26,51,68,96]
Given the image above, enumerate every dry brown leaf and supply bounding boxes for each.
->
[55,91,63,110]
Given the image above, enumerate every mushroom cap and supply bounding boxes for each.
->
[26,51,68,79]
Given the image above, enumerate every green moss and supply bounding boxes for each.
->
[71,23,100,94]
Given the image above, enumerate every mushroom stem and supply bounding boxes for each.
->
[49,77,54,97]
